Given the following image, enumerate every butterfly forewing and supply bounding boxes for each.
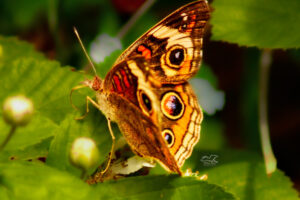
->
[114,0,210,85]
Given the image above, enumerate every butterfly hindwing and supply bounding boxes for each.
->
[102,59,202,171]
[104,92,181,173]
[157,83,203,167]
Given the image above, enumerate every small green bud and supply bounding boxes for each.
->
[70,137,100,171]
[3,95,34,126]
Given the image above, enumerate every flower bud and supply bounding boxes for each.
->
[70,137,100,171]
[2,95,34,126]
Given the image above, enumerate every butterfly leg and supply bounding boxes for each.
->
[74,96,101,120]
[99,118,115,177]
[70,84,100,120]
[78,98,116,182]
[70,84,89,112]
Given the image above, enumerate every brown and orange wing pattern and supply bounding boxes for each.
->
[99,1,207,173]
[115,0,210,85]
[156,83,203,167]
[105,91,182,174]
[102,59,181,173]
[103,60,203,171]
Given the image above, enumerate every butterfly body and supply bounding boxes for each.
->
[85,0,209,174]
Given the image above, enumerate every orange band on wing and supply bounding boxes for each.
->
[113,75,123,92]
[185,15,196,33]
[138,45,152,59]
[178,55,192,74]
[120,69,131,88]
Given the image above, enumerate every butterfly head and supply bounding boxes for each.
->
[81,76,103,92]
[92,76,102,91]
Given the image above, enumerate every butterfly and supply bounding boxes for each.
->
[76,0,210,175]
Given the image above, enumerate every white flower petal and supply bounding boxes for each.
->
[110,156,155,175]
[190,78,225,115]
[90,34,122,63]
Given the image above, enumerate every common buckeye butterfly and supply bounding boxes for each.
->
[76,0,210,175]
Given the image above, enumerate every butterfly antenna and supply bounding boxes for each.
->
[73,27,98,76]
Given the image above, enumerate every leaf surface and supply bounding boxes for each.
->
[211,0,300,48]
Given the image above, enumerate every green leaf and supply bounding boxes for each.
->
[96,175,236,199]
[0,37,120,177]
[194,150,299,200]
[0,37,85,124]
[0,137,52,162]
[46,114,80,174]
[211,0,300,48]
[0,37,88,160]
[0,161,96,199]
[196,118,227,151]
[0,113,56,151]
[0,36,45,62]
[0,162,236,199]
[152,149,298,200]
[46,109,120,176]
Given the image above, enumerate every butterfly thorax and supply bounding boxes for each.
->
[94,91,119,122]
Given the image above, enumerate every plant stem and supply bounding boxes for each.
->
[259,49,277,175]
[117,0,155,40]
[0,126,17,151]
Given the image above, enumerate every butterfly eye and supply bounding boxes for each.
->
[138,90,152,114]
[161,91,184,120]
[166,45,186,69]
[162,129,175,147]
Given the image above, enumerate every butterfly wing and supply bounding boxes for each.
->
[155,82,203,167]
[100,59,181,173]
[115,0,210,85]
[101,59,202,172]
[104,91,181,174]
